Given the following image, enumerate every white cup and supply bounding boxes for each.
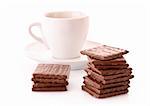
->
[29,11,89,59]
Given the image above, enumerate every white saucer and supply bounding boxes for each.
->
[25,40,101,70]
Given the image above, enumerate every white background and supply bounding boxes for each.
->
[0,0,150,106]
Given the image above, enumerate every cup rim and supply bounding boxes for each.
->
[44,11,88,20]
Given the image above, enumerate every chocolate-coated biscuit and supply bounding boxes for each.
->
[89,75,134,84]
[32,86,67,91]
[32,78,68,84]
[88,62,129,70]
[87,66,132,76]
[84,84,129,94]
[84,76,130,89]
[33,74,67,79]
[82,85,128,98]
[88,56,126,65]
[85,68,131,80]
[80,45,129,60]
[33,64,71,79]
[33,83,68,88]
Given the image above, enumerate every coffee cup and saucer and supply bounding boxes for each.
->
[25,11,100,70]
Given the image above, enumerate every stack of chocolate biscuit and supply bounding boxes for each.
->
[81,45,134,98]
[32,64,70,91]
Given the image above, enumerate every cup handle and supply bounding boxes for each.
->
[28,22,43,43]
